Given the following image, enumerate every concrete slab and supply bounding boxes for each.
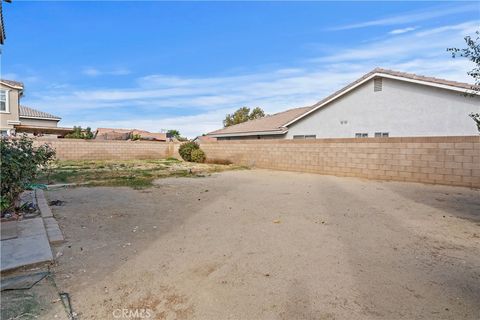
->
[1,274,69,320]
[0,218,53,272]
[35,189,53,218]
[1,272,49,291]
[1,221,18,241]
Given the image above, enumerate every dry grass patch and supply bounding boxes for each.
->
[37,158,245,189]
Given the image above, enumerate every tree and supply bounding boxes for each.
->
[1,135,56,213]
[447,30,480,132]
[65,126,94,139]
[166,129,188,141]
[223,107,266,127]
[167,129,181,138]
[249,107,266,120]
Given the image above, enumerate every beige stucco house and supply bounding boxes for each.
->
[208,68,480,140]
[0,79,71,137]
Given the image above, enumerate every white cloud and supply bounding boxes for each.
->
[22,21,478,138]
[331,4,477,30]
[389,27,417,35]
[82,67,131,77]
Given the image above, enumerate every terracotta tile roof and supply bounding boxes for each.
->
[95,128,167,141]
[208,106,313,136]
[19,105,61,120]
[195,135,217,142]
[0,79,24,89]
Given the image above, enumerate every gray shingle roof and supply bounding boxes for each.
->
[19,105,61,120]
[208,106,313,137]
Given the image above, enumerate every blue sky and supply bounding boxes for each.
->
[1,1,479,137]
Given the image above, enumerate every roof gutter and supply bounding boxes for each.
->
[20,116,61,121]
[208,128,288,138]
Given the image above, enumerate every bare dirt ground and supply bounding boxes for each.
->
[44,169,480,320]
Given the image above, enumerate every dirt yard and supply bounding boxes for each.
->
[44,169,479,320]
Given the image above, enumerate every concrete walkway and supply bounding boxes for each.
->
[1,189,64,272]
[0,218,53,272]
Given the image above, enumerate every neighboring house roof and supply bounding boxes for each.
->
[208,106,313,137]
[19,105,61,120]
[194,135,217,142]
[95,128,167,141]
[0,79,24,89]
[208,68,478,137]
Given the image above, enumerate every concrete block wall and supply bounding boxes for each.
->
[34,139,175,161]
[201,136,480,188]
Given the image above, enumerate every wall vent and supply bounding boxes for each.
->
[374,78,383,92]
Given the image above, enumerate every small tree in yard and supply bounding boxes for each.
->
[0,135,56,214]
[65,126,94,139]
[447,30,480,132]
[178,141,207,163]
[191,149,206,163]
[178,141,200,162]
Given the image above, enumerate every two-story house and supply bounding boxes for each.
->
[0,79,72,137]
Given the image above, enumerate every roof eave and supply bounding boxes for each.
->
[0,81,24,90]
[20,116,61,121]
[208,128,288,138]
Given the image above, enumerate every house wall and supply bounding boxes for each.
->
[201,136,480,188]
[286,78,480,139]
[0,84,20,132]
[19,117,59,127]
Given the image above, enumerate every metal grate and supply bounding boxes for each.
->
[374,78,383,92]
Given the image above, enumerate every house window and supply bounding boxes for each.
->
[374,78,382,92]
[293,135,305,139]
[0,90,7,112]
[355,133,368,138]
[375,132,389,137]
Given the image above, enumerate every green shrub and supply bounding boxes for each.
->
[131,133,141,141]
[0,135,56,213]
[65,126,94,139]
[178,141,199,162]
[191,149,206,163]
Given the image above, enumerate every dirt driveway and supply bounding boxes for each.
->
[45,169,480,320]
